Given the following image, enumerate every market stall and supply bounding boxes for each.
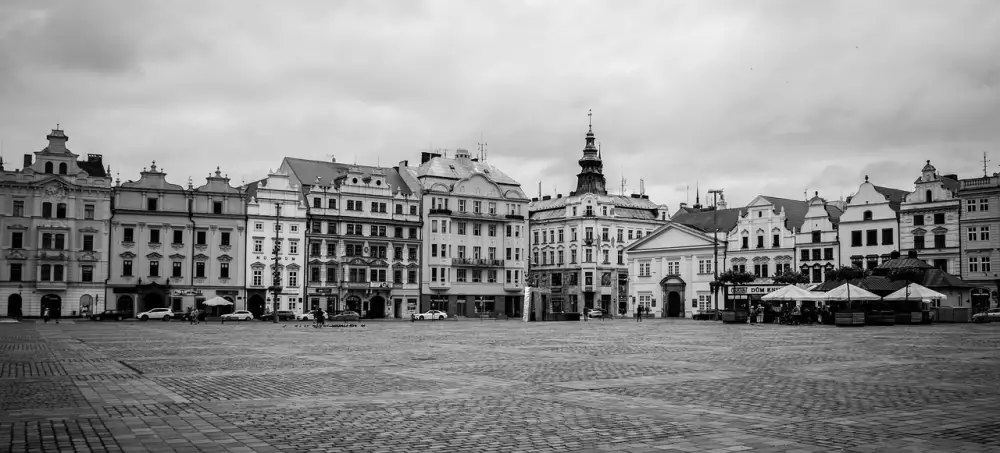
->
[823,283,880,326]
[882,283,946,325]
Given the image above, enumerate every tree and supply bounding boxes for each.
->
[887,268,925,284]
[773,271,809,285]
[716,270,755,285]
[824,265,869,282]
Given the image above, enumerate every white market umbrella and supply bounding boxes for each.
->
[883,283,947,302]
[202,296,234,306]
[762,285,822,301]
[822,283,880,301]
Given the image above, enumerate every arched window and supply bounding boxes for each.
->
[925,190,932,203]
[863,210,873,221]
[58,163,68,174]
[44,162,53,173]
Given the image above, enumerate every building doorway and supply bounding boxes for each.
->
[41,294,62,318]
[369,296,386,319]
[394,299,402,319]
[142,292,164,313]
[7,294,23,318]
[117,295,134,314]
[346,295,361,314]
[667,291,682,317]
[972,288,991,312]
[248,294,266,318]
[600,295,611,312]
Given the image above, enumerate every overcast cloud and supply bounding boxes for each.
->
[1,0,998,211]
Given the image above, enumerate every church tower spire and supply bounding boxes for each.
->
[575,109,607,195]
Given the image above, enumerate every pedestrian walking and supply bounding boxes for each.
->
[43,307,51,323]
[315,308,325,327]
[189,308,199,325]
[791,304,801,325]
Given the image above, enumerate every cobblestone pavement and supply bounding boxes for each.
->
[2,319,1000,452]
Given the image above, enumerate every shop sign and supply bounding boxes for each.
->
[314,288,333,294]
[171,289,203,296]
[730,286,782,295]
[407,301,417,310]
[216,290,238,296]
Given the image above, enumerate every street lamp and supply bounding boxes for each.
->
[268,203,283,323]
[708,189,724,321]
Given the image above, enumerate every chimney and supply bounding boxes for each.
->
[87,154,103,165]
[631,194,640,199]
[906,250,918,259]
[531,197,539,202]
[641,195,649,199]
[943,174,958,180]
[542,195,551,201]
[556,194,562,198]
[24,154,32,169]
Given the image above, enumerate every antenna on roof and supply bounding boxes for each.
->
[478,133,488,161]
[640,178,645,196]
[538,181,542,198]
[983,152,991,177]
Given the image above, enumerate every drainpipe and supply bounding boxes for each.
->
[189,194,196,311]
[105,185,116,313]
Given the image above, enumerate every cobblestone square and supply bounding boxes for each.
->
[1,320,999,452]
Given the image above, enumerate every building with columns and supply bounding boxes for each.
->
[794,192,844,284]
[402,148,530,318]
[838,176,907,271]
[528,120,669,317]
[244,170,308,318]
[0,128,112,318]
[899,160,961,273]
[957,173,1000,311]
[280,157,422,319]
[106,164,247,316]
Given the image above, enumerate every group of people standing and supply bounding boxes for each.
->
[747,303,832,325]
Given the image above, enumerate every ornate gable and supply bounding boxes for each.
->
[146,252,163,259]
[217,254,233,262]
[120,251,136,258]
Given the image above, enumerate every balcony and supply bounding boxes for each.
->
[36,281,68,291]
[503,281,523,292]
[452,257,505,268]
[429,280,451,290]
[505,214,525,220]
[37,250,69,260]
[428,208,452,216]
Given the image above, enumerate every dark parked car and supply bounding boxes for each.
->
[260,310,296,321]
[91,309,133,321]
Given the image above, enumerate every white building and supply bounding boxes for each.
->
[726,196,808,280]
[899,160,961,273]
[244,170,308,317]
[795,192,844,284]
[839,176,907,270]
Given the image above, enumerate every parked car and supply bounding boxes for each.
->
[297,310,328,321]
[329,310,360,321]
[221,310,254,321]
[91,309,132,321]
[973,308,1000,323]
[137,308,174,321]
[414,310,448,320]
[260,310,296,321]
[585,309,603,318]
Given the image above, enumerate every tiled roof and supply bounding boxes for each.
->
[824,205,844,226]
[813,277,907,295]
[670,207,741,233]
[760,196,810,230]
[873,185,909,211]
[530,193,661,211]
[415,157,520,186]
[877,257,934,270]
[77,159,107,177]
[941,176,960,192]
[923,268,973,288]
[283,158,417,196]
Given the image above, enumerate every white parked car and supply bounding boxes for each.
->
[222,310,254,321]
[585,309,603,318]
[297,310,328,321]
[414,310,448,320]
[137,307,174,321]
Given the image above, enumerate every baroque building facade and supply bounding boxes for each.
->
[528,122,669,317]
[794,192,844,284]
[106,164,247,315]
[725,196,807,280]
[899,160,961,273]
[402,149,529,317]
[280,157,422,319]
[838,176,907,270]
[244,170,308,318]
[0,128,112,318]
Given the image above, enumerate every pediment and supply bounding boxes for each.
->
[146,252,163,259]
[370,259,389,267]
[348,258,367,266]
[78,227,99,233]
[193,253,210,260]
[286,263,301,270]
[628,223,717,252]
[660,275,685,286]
[6,224,28,230]
[931,227,948,234]
[169,253,186,260]
[250,261,266,269]
[217,254,233,262]
[911,228,927,235]
[120,251,136,258]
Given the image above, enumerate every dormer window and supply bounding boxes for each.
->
[147,198,158,211]
[863,210,873,221]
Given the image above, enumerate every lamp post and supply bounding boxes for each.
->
[268,203,283,323]
[708,189,724,321]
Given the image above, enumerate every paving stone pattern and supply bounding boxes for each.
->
[1,320,999,452]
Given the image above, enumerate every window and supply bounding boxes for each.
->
[42,233,52,249]
[639,261,652,276]
[83,235,94,251]
[410,206,417,215]
[741,236,749,249]
[981,226,991,241]
[772,234,780,247]
[602,250,610,264]
[150,229,161,244]
[256,222,264,231]
[559,230,565,242]
[475,296,495,314]
[697,293,712,311]
[756,235,764,248]
[473,224,481,236]
[329,199,337,209]
[753,264,769,277]
[863,210,873,221]
[932,233,945,248]
[933,213,945,224]
[221,232,231,246]
[969,257,980,273]
[123,260,133,276]
[172,262,182,277]
[981,198,989,211]
[213,202,223,214]
[196,231,207,245]
[55,203,66,218]
[811,231,821,243]
[602,228,609,241]
[9,263,22,282]
[801,249,810,261]
[571,249,577,264]
[507,225,513,237]
[288,270,296,286]
[488,224,497,237]
[84,204,94,220]
[585,248,593,263]
[967,199,977,212]
[149,261,160,277]
[42,202,52,218]
[698,260,712,274]
[881,229,894,245]
[54,234,65,249]
[983,257,992,273]
[667,261,680,275]
[811,267,822,283]
[473,201,482,213]
[866,230,877,246]
[812,249,821,261]
[914,215,924,226]
[313,198,321,208]
[311,267,321,282]
[254,239,263,253]
[617,250,623,265]
[488,202,496,215]
[11,232,23,249]
[395,204,402,214]
[147,198,158,211]
[195,262,206,278]
[41,264,51,281]
[172,230,183,244]
[322,222,334,235]
[824,248,834,260]
[327,266,338,282]
[13,200,24,217]
[252,269,262,286]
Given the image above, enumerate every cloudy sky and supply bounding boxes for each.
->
[1,0,998,211]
